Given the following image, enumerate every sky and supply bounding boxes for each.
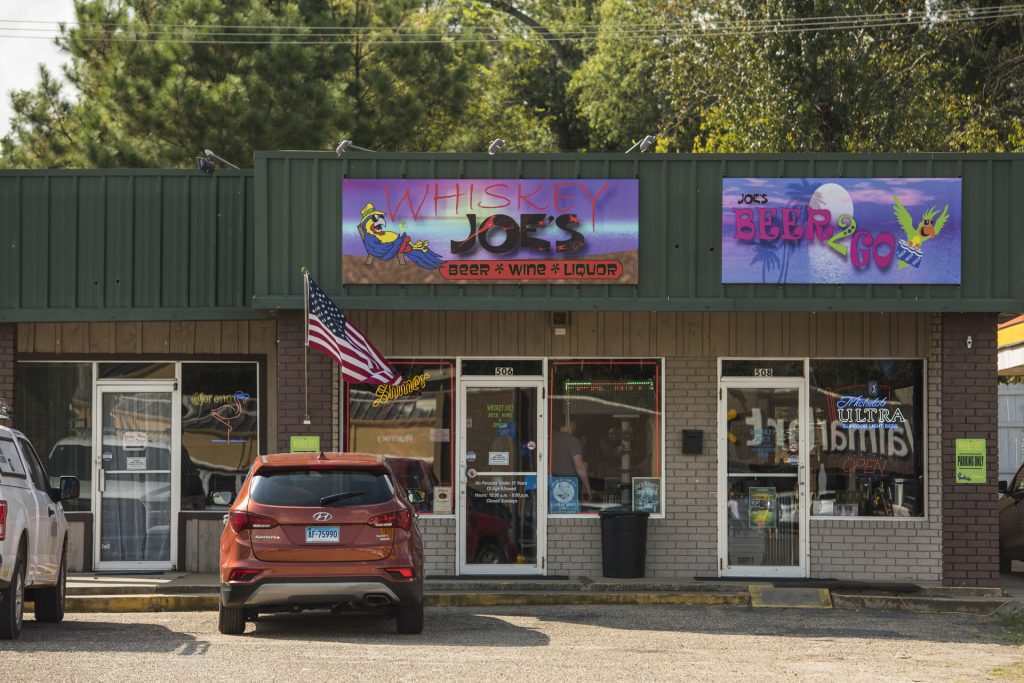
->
[0,0,76,138]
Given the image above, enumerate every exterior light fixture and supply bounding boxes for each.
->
[487,138,506,155]
[625,135,656,153]
[196,148,239,173]
[335,140,376,156]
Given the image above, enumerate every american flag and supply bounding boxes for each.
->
[306,276,401,385]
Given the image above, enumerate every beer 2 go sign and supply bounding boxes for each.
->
[721,178,962,284]
[342,179,639,285]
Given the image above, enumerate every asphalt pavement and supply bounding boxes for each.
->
[4,604,1024,682]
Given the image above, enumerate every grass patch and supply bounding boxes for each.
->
[991,661,1024,680]
[996,612,1024,644]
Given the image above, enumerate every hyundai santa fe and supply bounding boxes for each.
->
[218,452,425,635]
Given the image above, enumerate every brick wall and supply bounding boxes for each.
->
[941,313,1000,586]
[276,310,335,453]
[549,356,720,578]
[345,312,956,581]
[0,324,14,412]
[808,313,943,582]
[420,517,457,576]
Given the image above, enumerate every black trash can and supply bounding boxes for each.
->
[599,509,650,578]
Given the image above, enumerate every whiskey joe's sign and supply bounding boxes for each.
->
[342,179,639,284]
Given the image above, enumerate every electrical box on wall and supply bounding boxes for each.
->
[682,430,703,454]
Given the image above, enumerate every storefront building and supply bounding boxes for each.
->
[1,154,1019,586]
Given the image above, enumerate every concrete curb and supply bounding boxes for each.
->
[830,593,1016,616]
[57,591,750,613]
[63,594,219,613]
[429,592,750,608]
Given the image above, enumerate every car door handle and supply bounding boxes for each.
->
[48,507,55,516]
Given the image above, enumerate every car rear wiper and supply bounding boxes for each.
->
[320,491,366,506]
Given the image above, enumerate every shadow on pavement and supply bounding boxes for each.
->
[248,611,550,647]
[481,603,1018,647]
[13,619,211,655]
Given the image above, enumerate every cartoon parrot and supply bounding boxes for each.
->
[892,196,950,269]
[357,202,445,270]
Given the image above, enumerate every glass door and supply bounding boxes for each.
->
[93,383,180,570]
[458,379,546,575]
[719,379,807,577]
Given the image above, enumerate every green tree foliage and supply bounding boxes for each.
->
[570,0,669,151]
[3,0,1024,165]
[595,0,1024,153]
[428,0,599,152]
[1,0,476,167]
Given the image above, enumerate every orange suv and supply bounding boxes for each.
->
[218,452,424,635]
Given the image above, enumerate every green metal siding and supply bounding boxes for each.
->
[0,170,258,321]
[254,152,1024,313]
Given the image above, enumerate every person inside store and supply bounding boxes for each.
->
[552,407,592,501]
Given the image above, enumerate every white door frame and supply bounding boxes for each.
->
[93,380,180,571]
[456,376,547,576]
[717,376,809,578]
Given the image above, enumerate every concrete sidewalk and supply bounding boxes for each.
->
[57,572,1020,615]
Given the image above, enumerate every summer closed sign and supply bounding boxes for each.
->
[342,179,639,285]
[721,178,962,285]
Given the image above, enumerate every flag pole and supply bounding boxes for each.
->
[301,266,311,426]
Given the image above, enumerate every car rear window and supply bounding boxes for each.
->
[250,468,394,507]
[0,438,27,478]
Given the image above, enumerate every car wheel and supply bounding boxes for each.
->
[474,543,506,564]
[35,546,67,623]
[218,602,247,635]
[396,601,424,635]
[0,553,26,639]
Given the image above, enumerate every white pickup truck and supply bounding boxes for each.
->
[0,402,79,639]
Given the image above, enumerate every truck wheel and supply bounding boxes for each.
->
[0,553,26,639]
[218,602,246,635]
[35,546,67,623]
[396,601,424,634]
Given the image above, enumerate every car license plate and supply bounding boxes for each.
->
[305,526,340,543]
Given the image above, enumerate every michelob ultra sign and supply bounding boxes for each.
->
[342,179,639,284]
[721,178,962,284]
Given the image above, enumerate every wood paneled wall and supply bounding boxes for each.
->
[347,311,932,359]
[16,319,278,446]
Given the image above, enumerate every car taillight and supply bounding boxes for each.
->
[227,568,260,582]
[228,510,278,533]
[386,568,415,579]
[367,509,412,531]
[0,501,6,541]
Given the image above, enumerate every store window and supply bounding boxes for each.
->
[15,363,93,511]
[344,360,454,514]
[809,359,925,517]
[180,363,260,510]
[549,359,662,514]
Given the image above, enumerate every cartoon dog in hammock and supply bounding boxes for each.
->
[357,202,444,270]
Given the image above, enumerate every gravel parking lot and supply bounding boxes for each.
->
[4,605,1024,682]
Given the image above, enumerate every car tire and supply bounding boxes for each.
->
[218,602,247,635]
[396,600,424,635]
[474,543,506,564]
[35,546,67,623]
[0,553,26,639]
